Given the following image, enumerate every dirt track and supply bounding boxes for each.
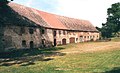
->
[60,41,120,54]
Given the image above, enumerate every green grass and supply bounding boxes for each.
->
[111,37,120,42]
[0,41,120,73]
[1,50,120,73]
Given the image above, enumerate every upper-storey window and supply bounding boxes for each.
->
[53,30,56,36]
[59,30,61,35]
[29,28,34,34]
[41,28,45,34]
[20,27,25,34]
[67,31,70,34]
[63,30,65,35]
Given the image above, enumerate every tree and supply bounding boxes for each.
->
[101,2,120,38]
[0,0,13,6]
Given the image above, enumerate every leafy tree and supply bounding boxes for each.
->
[101,2,120,38]
[0,0,13,6]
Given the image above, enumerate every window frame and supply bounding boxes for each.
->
[29,28,34,34]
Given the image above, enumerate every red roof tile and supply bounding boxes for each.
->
[36,10,67,29]
[55,15,98,31]
[4,2,98,32]
[8,3,49,27]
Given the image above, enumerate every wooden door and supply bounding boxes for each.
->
[70,37,75,43]
[62,38,66,45]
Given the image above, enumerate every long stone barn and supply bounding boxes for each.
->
[0,3,100,51]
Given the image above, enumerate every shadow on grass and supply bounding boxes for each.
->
[0,47,66,66]
[104,67,120,73]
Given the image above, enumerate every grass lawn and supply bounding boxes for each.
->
[0,38,120,73]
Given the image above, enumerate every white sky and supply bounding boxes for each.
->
[14,0,120,27]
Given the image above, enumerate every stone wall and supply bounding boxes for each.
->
[0,25,99,51]
[54,30,99,45]
[0,25,55,51]
[1,25,41,50]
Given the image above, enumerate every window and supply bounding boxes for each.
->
[22,40,26,47]
[63,30,65,35]
[53,30,56,36]
[84,36,86,38]
[90,36,92,39]
[59,30,61,35]
[20,27,25,34]
[2,39,5,42]
[76,38,78,41]
[67,31,70,34]
[41,29,45,34]
[97,35,99,38]
[80,36,83,38]
[30,41,34,48]
[29,28,34,34]
[88,36,89,39]
[42,39,45,47]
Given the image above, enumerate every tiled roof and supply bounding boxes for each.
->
[0,2,98,32]
[36,10,67,29]
[55,16,98,31]
[8,3,49,27]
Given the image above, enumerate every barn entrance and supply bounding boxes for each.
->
[70,37,75,43]
[30,41,34,48]
[54,39,56,46]
[62,38,66,45]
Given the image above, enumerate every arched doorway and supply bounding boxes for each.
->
[62,38,66,45]
[69,37,75,43]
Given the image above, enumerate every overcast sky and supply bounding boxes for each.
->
[14,0,120,27]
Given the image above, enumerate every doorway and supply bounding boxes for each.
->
[70,37,75,43]
[62,38,66,45]
[54,39,56,46]
[30,41,34,49]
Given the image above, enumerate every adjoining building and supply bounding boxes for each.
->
[0,3,99,51]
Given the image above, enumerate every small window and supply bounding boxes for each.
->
[76,38,78,41]
[22,40,26,47]
[42,39,45,47]
[41,29,45,34]
[63,31,65,35]
[20,27,25,34]
[59,30,61,35]
[97,35,99,38]
[88,36,89,39]
[67,31,69,34]
[84,36,86,38]
[2,39,5,42]
[80,36,83,38]
[53,30,56,36]
[29,28,34,34]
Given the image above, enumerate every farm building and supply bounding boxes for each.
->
[0,3,99,51]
